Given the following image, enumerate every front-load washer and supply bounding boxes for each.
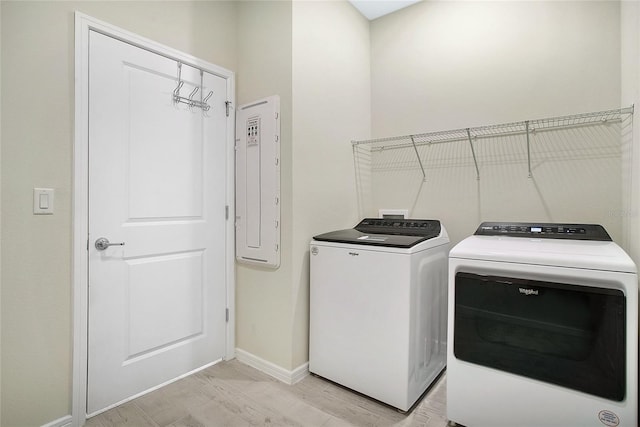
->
[309,218,450,412]
[447,222,638,427]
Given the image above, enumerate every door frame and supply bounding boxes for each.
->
[73,12,236,425]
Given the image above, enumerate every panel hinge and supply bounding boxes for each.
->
[225,101,233,117]
[225,308,230,322]
[225,205,229,220]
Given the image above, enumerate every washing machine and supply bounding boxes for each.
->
[447,222,638,427]
[309,218,450,412]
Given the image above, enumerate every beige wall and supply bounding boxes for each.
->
[0,2,237,426]
[291,0,370,367]
[371,1,621,134]
[0,2,3,425]
[234,0,369,372]
[235,0,295,370]
[368,1,624,247]
[621,0,640,266]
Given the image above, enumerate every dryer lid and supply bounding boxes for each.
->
[450,235,637,273]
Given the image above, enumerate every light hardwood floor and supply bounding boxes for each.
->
[85,359,449,427]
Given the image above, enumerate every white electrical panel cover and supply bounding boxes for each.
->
[235,95,280,268]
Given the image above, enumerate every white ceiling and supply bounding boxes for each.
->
[349,0,422,21]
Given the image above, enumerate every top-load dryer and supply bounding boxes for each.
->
[309,218,450,411]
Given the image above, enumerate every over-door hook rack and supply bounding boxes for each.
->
[172,62,213,111]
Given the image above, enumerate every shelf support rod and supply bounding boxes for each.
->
[410,136,427,181]
[525,120,532,178]
[466,128,480,180]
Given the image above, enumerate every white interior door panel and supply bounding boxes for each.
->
[87,31,228,415]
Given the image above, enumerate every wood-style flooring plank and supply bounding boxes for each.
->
[86,401,159,427]
[85,360,450,427]
[241,381,334,426]
[134,375,214,426]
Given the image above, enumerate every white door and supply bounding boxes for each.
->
[87,31,228,415]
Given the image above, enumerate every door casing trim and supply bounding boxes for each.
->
[73,12,236,426]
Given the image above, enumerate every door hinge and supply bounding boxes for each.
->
[225,101,233,117]
[225,205,229,220]
[225,308,230,322]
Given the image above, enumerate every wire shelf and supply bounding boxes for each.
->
[352,106,634,180]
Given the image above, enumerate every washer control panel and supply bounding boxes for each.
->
[355,218,441,237]
[475,222,611,241]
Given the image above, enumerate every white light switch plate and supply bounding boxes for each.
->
[33,188,54,215]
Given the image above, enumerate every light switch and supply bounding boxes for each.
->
[39,194,49,209]
[33,188,54,215]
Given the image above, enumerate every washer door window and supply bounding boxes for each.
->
[454,272,626,401]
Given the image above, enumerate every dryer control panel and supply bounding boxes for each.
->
[475,222,611,241]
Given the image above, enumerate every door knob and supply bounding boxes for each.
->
[95,237,125,251]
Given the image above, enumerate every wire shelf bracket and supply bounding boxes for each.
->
[525,120,532,178]
[410,136,427,181]
[466,128,480,180]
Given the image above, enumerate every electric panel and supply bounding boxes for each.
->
[235,95,280,268]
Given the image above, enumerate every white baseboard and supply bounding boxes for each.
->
[41,415,72,427]
[235,348,309,385]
